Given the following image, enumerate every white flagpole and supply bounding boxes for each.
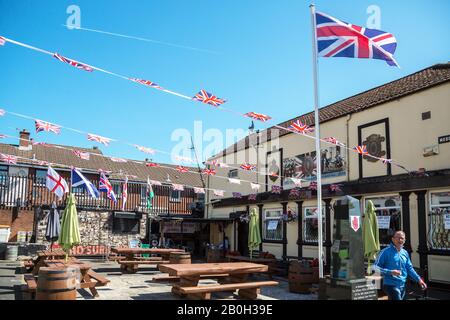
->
[310,3,324,279]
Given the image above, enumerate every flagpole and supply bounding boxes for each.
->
[310,3,324,279]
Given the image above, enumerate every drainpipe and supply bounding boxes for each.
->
[345,114,352,182]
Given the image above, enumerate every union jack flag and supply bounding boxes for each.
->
[244,112,272,122]
[194,187,205,194]
[35,120,61,135]
[0,153,17,164]
[271,185,282,194]
[149,179,162,186]
[309,181,318,191]
[289,188,301,197]
[315,11,399,67]
[33,141,49,146]
[129,78,162,90]
[135,145,155,154]
[176,166,189,173]
[87,133,112,146]
[192,90,226,107]
[322,137,344,146]
[329,184,342,192]
[172,184,184,191]
[0,109,5,116]
[53,52,94,72]
[0,134,6,139]
[353,145,368,155]
[73,150,90,160]
[289,120,313,134]
[36,160,50,166]
[146,162,160,167]
[240,162,256,171]
[232,192,242,198]
[381,158,393,164]
[248,194,257,201]
[202,168,216,176]
[99,172,117,203]
[110,157,127,163]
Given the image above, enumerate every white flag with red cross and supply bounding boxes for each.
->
[46,167,69,199]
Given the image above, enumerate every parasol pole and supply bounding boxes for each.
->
[310,3,324,279]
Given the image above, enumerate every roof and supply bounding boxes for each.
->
[0,142,205,187]
[213,62,450,159]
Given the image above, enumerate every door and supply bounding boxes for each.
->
[237,220,249,256]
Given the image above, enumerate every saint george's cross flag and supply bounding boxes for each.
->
[87,133,112,146]
[99,172,117,203]
[129,78,162,90]
[353,145,368,155]
[213,189,224,197]
[289,120,313,134]
[315,11,399,67]
[73,150,90,160]
[244,112,272,122]
[46,167,69,199]
[121,176,128,210]
[0,153,17,164]
[53,52,94,71]
[35,120,61,135]
[192,90,226,107]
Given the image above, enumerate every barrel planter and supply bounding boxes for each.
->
[169,252,191,264]
[5,245,18,261]
[36,267,78,300]
[288,260,314,293]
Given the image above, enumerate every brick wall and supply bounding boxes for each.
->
[0,208,35,242]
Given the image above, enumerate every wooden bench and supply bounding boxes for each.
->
[152,274,230,282]
[118,260,170,273]
[174,280,279,300]
[86,270,110,287]
[22,274,37,299]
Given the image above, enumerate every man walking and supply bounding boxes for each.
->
[374,231,427,300]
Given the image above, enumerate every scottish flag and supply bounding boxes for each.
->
[71,168,100,198]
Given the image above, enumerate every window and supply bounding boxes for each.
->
[428,191,450,250]
[170,190,181,202]
[112,212,141,234]
[303,207,325,244]
[34,169,47,186]
[228,169,238,178]
[263,209,283,241]
[365,195,401,246]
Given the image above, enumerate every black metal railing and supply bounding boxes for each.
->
[0,174,199,216]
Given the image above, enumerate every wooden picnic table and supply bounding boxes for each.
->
[226,255,277,278]
[29,249,69,275]
[43,258,109,298]
[110,247,185,273]
[158,262,279,300]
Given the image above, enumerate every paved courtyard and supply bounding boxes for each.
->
[0,259,317,300]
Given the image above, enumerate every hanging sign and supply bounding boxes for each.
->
[350,216,360,232]
[377,216,391,229]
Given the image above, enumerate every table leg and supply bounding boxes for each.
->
[238,288,260,300]
[172,276,200,298]
[83,271,99,298]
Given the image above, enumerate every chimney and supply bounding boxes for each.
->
[19,129,31,148]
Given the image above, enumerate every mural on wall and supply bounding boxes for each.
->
[266,149,283,191]
[283,146,346,189]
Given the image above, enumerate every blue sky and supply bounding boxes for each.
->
[0,0,449,166]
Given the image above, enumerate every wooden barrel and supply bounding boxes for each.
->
[288,260,314,293]
[169,252,191,264]
[36,267,78,300]
[5,245,18,261]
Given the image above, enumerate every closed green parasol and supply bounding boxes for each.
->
[363,200,380,273]
[248,208,261,258]
[58,194,81,261]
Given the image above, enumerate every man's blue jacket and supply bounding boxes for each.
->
[374,244,421,287]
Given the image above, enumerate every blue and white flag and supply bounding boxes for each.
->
[71,168,100,198]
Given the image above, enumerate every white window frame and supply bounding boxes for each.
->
[263,208,283,241]
[428,190,450,250]
[303,206,326,244]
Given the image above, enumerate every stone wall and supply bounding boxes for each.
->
[36,210,147,248]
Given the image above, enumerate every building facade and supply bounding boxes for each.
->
[205,63,450,286]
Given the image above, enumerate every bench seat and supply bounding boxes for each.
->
[86,270,110,286]
[152,274,230,282]
[176,280,278,294]
[118,260,170,265]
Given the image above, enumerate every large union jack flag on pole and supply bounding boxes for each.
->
[53,53,94,72]
[315,11,399,67]
[192,90,226,107]
[35,120,61,135]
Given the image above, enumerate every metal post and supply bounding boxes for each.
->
[310,3,324,279]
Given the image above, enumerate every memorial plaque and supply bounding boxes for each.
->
[350,280,378,300]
